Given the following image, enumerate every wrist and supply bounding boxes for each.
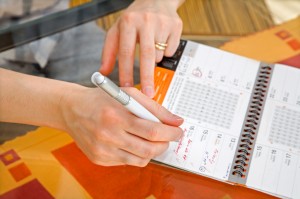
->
[58,83,88,132]
[0,69,82,131]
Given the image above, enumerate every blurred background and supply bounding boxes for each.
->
[96,0,300,46]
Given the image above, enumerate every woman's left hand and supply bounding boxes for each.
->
[100,0,184,98]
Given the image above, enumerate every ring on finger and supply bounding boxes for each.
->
[155,42,168,51]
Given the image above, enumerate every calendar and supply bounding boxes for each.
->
[174,80,239,129]
[269,106,300,149]
[153,41,300,199]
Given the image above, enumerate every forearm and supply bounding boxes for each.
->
[0,68,83,131]
[0,69,184,167]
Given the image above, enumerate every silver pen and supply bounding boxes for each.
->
[91,72,160,122]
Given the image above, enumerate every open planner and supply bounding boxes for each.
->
[153,40,300,199]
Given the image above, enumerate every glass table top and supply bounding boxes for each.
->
[0,0,132,52]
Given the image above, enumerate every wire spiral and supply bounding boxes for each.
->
[231,65,272,178]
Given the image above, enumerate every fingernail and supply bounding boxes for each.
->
[143,86,154,98]
[124,82,132,87]
[172,114,184,121]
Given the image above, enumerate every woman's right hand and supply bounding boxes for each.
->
[60,86,184,167]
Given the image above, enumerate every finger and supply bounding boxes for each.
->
[72,129,126,167]
[155,20,170,63]
[139,27,156,98]
[155,44,164,63]
[96,141,151,167]
[86,111,170,160]
[126,116,183,142]
[117,149,151,167]
[118,20,137,87]
[125,87,184,126]
[155,40,168,63]
[94,160,125,167]
[100,24,119,75]
[85,143,125,166]
[115,130,170,159]
[164,19,183,57]
[93,91,182,142]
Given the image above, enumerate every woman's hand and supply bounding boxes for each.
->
[100,0,184,98]
[60,86,184,167]
[0,68,183,167]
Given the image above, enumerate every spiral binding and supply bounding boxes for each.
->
[231,64,273,180]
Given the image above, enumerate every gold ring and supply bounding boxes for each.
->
[155,42,168,47]
[155,44,166,51]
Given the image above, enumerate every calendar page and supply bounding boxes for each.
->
[154,41,259,181]
[246,64,300,199]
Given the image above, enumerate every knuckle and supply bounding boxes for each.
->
[88,147,106,164]
[143,146,157,159]
[141,46,155,58]
[142,12,154,22]
[102,107,123,124]
[120,12,136,24]
[147,125,159,141]
[119,47,134,58]
[153,101,165,116]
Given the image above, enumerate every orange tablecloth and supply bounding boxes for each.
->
[0,127,278,199]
